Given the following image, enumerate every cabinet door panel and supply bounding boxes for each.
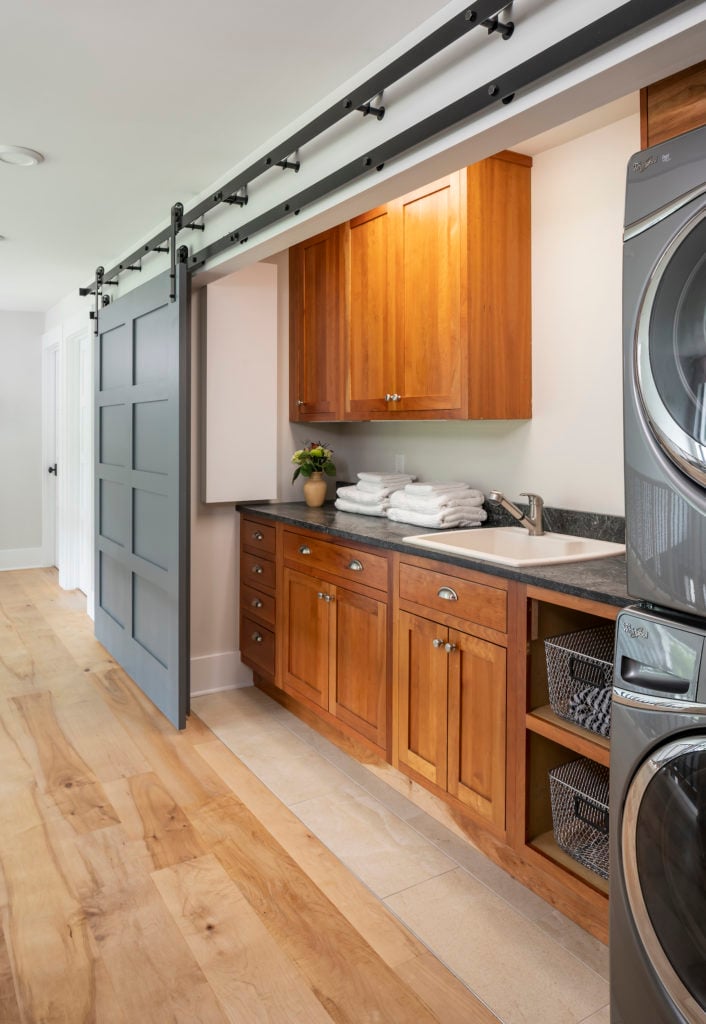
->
[345,207,395,419]
[332,587,387,748]
[447,629,506,829]
[397,611,448,788]
[392,175,465,417]
[289,227,343,421]
[282,568,330,708]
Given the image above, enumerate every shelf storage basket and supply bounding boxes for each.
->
[544,624,615,737]
[549,757,610,880]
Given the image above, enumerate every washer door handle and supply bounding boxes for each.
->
[620,655,690,695]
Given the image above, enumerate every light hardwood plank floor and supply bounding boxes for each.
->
[0,568,497,1024]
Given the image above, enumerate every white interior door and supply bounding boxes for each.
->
[43,344,59,568]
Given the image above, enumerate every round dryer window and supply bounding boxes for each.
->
[636,207,706,487]
[622,737,706,1023]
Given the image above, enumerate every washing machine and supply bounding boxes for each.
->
[623,122,706,618]
[611,604,706,1023]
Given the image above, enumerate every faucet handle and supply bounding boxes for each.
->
[520,492,544,509]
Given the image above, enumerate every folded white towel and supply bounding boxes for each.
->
[337,485,389,505]
[387,507,487,529]
[357,480,407,496]
[389,490,484,512]
[335,498,389,517]
[405,481,469,495]
[358,472,415,485]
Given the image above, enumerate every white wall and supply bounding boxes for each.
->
[0,311,44,567]
[283,112,640,516]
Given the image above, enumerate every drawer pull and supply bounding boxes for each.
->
[432,638,445,648]
[347,559,363,572]
[299,545,312,556]
[252,530,264,541]
[437,586,458,602]
[251,564,264,575]
[444,642,457,654]
[251,598,263,609]
[251,632,264,644]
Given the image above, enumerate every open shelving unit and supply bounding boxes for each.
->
[516,585,619,936]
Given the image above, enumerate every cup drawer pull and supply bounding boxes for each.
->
[251,598,263,609]
[298,545,311,556]
[347,559,363,572]
[251,632,263,644]
[252,564,264,575]
[252,530,264,541]
[437,586,458,601]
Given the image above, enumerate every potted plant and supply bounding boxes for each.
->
[291,441,336,507]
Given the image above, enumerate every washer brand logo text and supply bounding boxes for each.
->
[632,155,658,174]
[623,621,649,639]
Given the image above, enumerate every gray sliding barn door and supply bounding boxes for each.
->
[94,267,189,729]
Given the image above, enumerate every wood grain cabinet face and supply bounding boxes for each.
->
[289,226,344,421]
[281,530,390,750]
[293,154,532,423]
[239,516,278,685]
[397,611,449,788]
[641,61,706,148]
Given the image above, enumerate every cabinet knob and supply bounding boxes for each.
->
[297,399,306,407]
[347,559,363,572]
[298,545,311,556]
[251,598,263,609]
[252,530,264,541]
[251,631,263,644]
[252,564,264,574]
[437,587,458,602]
[317,591,325,600]
[444,642,457,654]
[432,638,445,648]
[384,393,403,402]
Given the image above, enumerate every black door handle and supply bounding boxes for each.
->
[48,464,57,476]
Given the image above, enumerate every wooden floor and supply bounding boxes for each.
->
[0,568,498,1024]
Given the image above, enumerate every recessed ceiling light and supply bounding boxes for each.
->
[0,145,44,167]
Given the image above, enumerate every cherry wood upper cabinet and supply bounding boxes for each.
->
[292,152,532,422]
[640,61,706,149]
[289,225,344,422]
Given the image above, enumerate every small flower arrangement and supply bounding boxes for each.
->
[291,441,336,482]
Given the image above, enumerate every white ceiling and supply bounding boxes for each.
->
[0,0,455,312]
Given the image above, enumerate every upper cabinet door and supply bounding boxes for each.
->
[390,174,466,419]
[344,206,396,420]
[289,226,344,421]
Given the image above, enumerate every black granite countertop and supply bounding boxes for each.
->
[237,500,631,608]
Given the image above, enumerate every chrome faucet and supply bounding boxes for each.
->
[489,490,545,536]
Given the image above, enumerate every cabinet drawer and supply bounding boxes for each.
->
[242,518,276,556]
[284,531,388,591]
[399,562,507,633]
[241,615,275,677]
[241,551,276,590]
[241,583,276,627]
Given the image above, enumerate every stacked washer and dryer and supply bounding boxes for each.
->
[611,122,706,1022]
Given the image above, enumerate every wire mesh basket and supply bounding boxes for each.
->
[549,757,609,880]
[544,624,615,737]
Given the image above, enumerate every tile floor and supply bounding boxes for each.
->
[193,686,610,1024]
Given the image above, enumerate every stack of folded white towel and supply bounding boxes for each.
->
[335,472,416,517]
[387,481,487,529]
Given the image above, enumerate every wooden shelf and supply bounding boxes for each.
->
[529,831,609,898]
[526,706,610,767]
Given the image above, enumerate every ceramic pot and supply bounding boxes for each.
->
[302,471,327,508]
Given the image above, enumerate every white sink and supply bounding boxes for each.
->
[403,526,625,567]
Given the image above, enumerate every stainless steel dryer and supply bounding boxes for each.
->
[611,605,706,1023]
[623,123,706,617]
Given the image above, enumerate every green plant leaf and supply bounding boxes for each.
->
[323,462,336,476]
[292,467,301,482]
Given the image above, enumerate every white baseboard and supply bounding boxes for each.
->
[190,650,253,696]
[0,547,47,571]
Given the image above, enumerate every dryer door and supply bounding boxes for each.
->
[636,207,706,486]
[623,737,706,1023]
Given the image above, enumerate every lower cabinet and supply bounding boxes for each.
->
[397,610,507,830]
[281,565,388,750]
